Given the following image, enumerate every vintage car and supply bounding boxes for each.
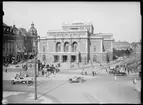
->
[12,60,18,64]
[109,70,127,76]
[11,75,33,85]
[69,76,84,83]
[3,63,9,67]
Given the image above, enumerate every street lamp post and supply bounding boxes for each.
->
[32,31,40,100]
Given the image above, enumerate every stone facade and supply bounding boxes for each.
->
[38,22,114,64]
[3,23,16,63]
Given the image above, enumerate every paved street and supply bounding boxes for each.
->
[3,2,141,104]
[2,56,141,103]
[3,67,141,103]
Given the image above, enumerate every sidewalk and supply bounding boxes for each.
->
[3,71,56,81]
[2,91,53,104]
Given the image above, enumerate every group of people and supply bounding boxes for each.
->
[40,64,60,78]
[81,68,88,76]
[108,64,130,74]
[14,72,28,80]
[81,67,97,77]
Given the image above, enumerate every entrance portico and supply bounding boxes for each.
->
[53,54,79,63]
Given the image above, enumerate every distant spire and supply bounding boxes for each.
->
[31,22,34,27]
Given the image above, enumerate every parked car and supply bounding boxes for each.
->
[12,60,18,64]
[3,63,9,67]
[11,74,33,85]
[109,69,115,74]
[69,76,84,83]
[15,65,19,67]
[110,70,127,76]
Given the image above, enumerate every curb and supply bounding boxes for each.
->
[3,91,53,104]
[24,93,53,103]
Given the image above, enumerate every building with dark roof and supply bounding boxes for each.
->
[3,22,34,64]
[3,23,16,64]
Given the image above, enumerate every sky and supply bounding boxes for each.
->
[3,2,141,43]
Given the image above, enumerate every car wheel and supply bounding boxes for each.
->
[79,79,82,83]
[11,80,15,84]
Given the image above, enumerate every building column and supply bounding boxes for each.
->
[68,54,71,63]
[77,54,78,63]
[69,44,72,63]
[60,55,63,63]
[61,42,64,52]
[53,42,56,52]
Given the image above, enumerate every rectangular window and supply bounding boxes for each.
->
[93,45,96,52]
[43,46,45,52]
[70,28,79,30]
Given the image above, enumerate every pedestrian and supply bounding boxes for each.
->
[5,69,7,73]
[42,70,44,76]
[46,71,48,78]
[133,78,137,84]
[92,67,96,76]
[85,71,87,76]
[92,70,94,76]
[114,75,117,81]
[128,69,130,74]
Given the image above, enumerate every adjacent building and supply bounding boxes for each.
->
[38,22,114,64]
[3,22,35,64]
[113,41,132,50]
[3,23,16,63]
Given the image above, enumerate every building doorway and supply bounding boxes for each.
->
[54,55,59,62]
[93,55,97,62]
[71,55,76,62]
[63,55,67,62]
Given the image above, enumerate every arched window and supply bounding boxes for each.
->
[72,42,78,52]
[56,42,61,52]
[64,42,69,52]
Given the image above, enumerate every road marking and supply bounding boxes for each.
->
[126,82,141,92]
[37,80,52,88]
[38,81,68,96]
[83,92,101,103]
